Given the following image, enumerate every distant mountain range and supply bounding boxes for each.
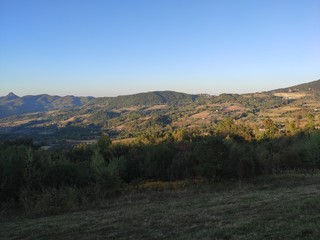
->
[1,79,319,118]
[0,91,198,118]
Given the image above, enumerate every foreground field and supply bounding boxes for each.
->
[1,174,320,240]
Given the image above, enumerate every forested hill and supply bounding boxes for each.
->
[272,79,320,92]
[89,91,199,108]
[0,91,199,117]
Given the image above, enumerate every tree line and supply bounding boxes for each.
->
[1,121,320,215]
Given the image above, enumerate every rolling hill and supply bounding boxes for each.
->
[0,91,199,118]
[272,79,320,93]
[0,94,93,118]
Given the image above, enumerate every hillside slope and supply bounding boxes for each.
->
[272,79,320,92]
[0,94,93,117]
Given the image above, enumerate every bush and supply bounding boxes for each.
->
[144,144,174,180]
[302,132,320,168]
[19,186,84,216]
[0,145,30,202]
[43,159,80,188]
[91,148,123,198]
[167,151,195,180]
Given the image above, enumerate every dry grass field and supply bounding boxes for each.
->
[1,174,320,240]
[273,92,308,99]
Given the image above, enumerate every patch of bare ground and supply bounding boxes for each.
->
[141,116,152,120]
[0,119,34,127]
[60,114,91,125]
[276,106,303,112]
[112,137,138,144]
[144,104,168,110]
[115,124,126,131]
[113,106,141,113]
[223,105,247,112]
[190,111,211,119]
[301,101,320,108]
[273,92,308,99]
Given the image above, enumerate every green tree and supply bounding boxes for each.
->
[216,117,235,137]
[195,137,227,181]
[261,118,279,139]
[305,113,315,131]
[285,119,298,136]
[91,147,122,195]
[172,128,190,142]
[303,132,320,168]
[97,134,113,161]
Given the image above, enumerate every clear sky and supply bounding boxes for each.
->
[0,0,319,97]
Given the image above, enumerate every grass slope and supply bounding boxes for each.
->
[1,174,320,240]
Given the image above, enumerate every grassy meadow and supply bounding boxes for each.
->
[1,174,320,240]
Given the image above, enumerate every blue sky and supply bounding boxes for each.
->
[0,0,319,97]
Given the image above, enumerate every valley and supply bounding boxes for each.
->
[1,80,320,147]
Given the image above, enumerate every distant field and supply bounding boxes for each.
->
[273,92,308,99]
[144,104,168,110]
[0,119,36,127]
[1,174,320,240]
[190,110,211,119]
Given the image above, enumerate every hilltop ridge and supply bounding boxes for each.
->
[272,79,320,93]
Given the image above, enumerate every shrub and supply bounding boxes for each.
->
[19,186,83,216]
[43,159,80,188]
[302,132,320,168]
[0,145,30,202]
[91,148,123,198]
[167,151,195,180]
[144,144,174,180]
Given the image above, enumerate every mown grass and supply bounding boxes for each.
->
[1,174,320,240]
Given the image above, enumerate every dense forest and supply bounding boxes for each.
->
[1,118,320,216]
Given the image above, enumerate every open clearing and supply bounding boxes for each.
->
[190,110,211,119]
[1,174,320,240]
[144,105,168,111]
[273,92,308,99]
